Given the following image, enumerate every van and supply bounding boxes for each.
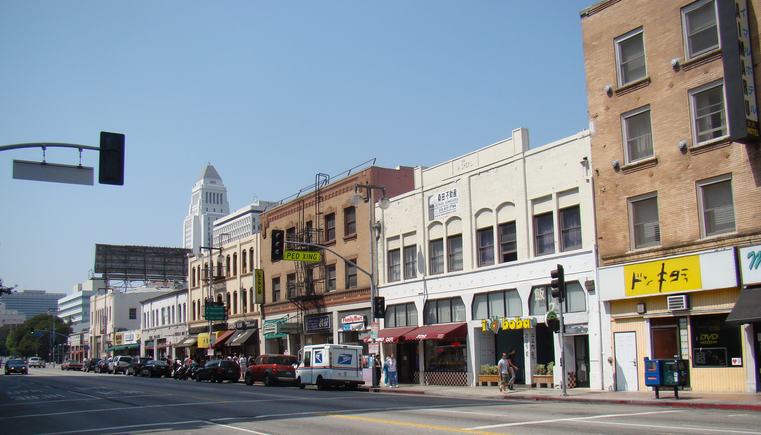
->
[296,344,364,390]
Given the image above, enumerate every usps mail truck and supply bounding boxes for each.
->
[296,344,364,390]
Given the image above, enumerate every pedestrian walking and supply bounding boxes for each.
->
[387,354,398,388]
[497,352,510,392]
[507,349,519,391]
[382,356,390,386]
[372,355,382,388]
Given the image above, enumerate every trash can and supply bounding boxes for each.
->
[644,357,688,399]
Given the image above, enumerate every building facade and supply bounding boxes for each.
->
[0,302,25,326]
[259,165,415,357]
[183,163,230,254]
[376,129,601,388]
[140,288,188,360]
[0,289,65,319]
[581,0,761,392]
[213,200,277,245]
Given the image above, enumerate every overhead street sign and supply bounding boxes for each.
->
[204,304,226,321]
[283,250,321,263]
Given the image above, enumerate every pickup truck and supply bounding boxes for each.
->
[244,354,298,386]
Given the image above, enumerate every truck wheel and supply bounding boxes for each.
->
[297,377,305,389]
[316,376,326,390]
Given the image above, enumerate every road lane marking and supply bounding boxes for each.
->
[465,409,682,430]
[421,408,510,417]
[207,421,271,435]
[331,414,508,435]
[583,419,761,434]
[37,420,204,435]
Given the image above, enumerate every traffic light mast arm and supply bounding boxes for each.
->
[0,143,101,152]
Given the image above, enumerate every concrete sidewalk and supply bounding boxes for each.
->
[364,383,761,412]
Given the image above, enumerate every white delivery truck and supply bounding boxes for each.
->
[296,344,365,390]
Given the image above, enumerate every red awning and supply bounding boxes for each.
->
[403,323,467,341]
[212,330,235,348]
[364,326,419,343]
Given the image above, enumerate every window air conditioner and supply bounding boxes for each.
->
[667,295,688,311]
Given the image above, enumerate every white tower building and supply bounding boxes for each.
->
[183,164,230,254]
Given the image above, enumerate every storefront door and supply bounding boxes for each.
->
[573,336,590,388]
[496,330,525,384]
[397,342,417,383]
[614,331,638,391]
[651,318,679,359]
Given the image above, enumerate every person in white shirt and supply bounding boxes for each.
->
[386,354,398,388]
[497,352,509,392]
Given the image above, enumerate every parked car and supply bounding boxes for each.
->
[83,358,101,373]
[127,357,152,376]
[108,356,133,374]
[244,354,298,386]
[95,358,112,373]
[61,359,83,371]
[139,360,171,378]
[28,357,45,368]
[195,359,240,383]
[5,359,28,375]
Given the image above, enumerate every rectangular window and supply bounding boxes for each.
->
[691,314,742,367]
[615,28,647,86]
[498,221,517,263]
[690,81,727,145]
[560,205,582,252]
[305,220,313,243]
[326,264,336,291]
[129,308,136,320]
[429,238,444,275]
[286,226,296,243]
[272,277,281,302]
[447,234,463,271]
[682,0,719,60]
[325,213,336,242]
[345,260,357,289]
[344,206,356,236]
[385,302,417,328]
[534,212,555,256]
[477,227,495,267]
[286,273,296,298]
[622,106,653,163]
[699,176,735,237]
[403,245,417,279]
[424,297,465,324]
[387,249,401,282]
[630,194,660,249]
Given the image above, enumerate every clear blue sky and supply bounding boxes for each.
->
[0,0,592,294]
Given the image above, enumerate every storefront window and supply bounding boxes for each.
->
[424,297,466,324]
[472,289,522,320]
[691,314,742,367]
[424,339,467,372]
[385,303,417,328]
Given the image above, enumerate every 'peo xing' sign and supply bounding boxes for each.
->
[480,317,533,334]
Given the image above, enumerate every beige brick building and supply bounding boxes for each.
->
[582,0,761,392]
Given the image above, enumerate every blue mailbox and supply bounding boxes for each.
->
[643,357,689,399]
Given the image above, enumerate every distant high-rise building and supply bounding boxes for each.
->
[0,302,25,326]
[58,278,103,333]
[0,289,66,319]
[213,200,277,244]
[183,163,229,254]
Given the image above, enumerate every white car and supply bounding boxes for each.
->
[28,357,45,368]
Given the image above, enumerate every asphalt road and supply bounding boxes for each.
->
[1,366,760,435]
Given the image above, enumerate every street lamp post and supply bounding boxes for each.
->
[200,232,229,359]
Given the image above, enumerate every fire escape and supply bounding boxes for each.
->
[288,173,330,316]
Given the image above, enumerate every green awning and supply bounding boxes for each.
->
[107,343,140,352]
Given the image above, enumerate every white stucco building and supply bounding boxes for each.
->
[183,164,230,254]
[140,288,188,360]
[376,128,604,389]
[212,200,277,245]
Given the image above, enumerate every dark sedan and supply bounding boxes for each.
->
[195,359,240,383]
[4,359,28,375]
[95,359,111,373]
[139,360,172,378]
[83,358,101,373]
[127,357,152,376]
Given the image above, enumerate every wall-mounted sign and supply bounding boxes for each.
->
[623,255,702,296]
[114,332,124,346]
[428,188,458,220]
[305,314,332,333]
[254,269,265,304]
[263,317,288,339]
[341,314,367,331]
[739,244,761,286]
[480,317,533,334]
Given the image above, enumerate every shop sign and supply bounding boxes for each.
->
[369,343,380,355]
[263,317,288,339]
[341,314,366,331]
[428,188,458,220]
[197,332,210,349]
[123,332,135,344]
[114,332,124,346]
[480,317,533,334]
[624,255,702,296]
[739,244,761,286]
[305,314,331,333]
[370,321,379,340]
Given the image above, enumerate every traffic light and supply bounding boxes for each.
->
[550,264,565,301]
[271,229,285,261]
[98,131,125,185]
[372,296,386,319]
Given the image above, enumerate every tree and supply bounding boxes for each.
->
[6,314,72,359]
[0,325,11,355]
[0,278,16,295]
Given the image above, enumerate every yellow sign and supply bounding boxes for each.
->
[481,317,533,333]
[284,250,321,262]
[197,332,210,349]
[114,332,124,346]
[255,269,265,304]
[624,255,702,296]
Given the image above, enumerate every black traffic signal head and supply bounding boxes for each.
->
[550,264,565,301]
[271,229,285,262]
[98,131,125,185]
[373,296,386,319]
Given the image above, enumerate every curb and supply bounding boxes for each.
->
[504,394,761,412]
[361,387,426,395]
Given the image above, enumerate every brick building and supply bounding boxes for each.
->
[582,0,761,392]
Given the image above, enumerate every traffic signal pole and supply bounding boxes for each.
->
[558,293,567,397]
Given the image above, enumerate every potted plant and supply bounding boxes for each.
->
[477,364,500,386]
[532,362,554,388]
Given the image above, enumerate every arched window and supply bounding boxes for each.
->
[241,290,247,313]
[249,288,255,311]
[529,286,551,316]
[217,294,223,304]
[249,248,254,270]
[226,293,231,311]
[226,255,231,277]
[472,289,522,320]
[242,252,247,274]
[423,297,465,324]
[233,291,238,314]
[233,253,238,276]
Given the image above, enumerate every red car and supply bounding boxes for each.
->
[244,354,298,386]
[61,360,83,371]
